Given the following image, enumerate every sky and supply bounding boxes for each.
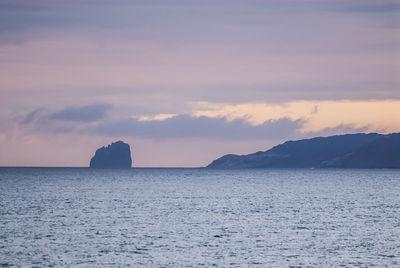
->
[0,0,399,167]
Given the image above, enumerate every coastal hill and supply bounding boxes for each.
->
[207,133,400,169]
[90,141,132,168]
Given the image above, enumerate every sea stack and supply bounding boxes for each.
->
[90,141,132,168]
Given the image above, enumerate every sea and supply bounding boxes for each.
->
[0,167,399,267]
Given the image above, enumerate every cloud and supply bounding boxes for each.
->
[21,108,43,124]
[137,113,177,121]
[17,104,303,140]
[1,0,398,108]
[302,124,370,138]
[343,2,400,13]
[17,99,400,141]
[48,103,112,122]
[190,100,400,134]
[13,104,112,135]
[91,115,303,140]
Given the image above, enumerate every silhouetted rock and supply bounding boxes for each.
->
[207,133,400,169]
[90,141,132,168]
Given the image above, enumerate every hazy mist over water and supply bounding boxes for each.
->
[1,168,399,267]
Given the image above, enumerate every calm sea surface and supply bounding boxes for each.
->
[0,168,399,267]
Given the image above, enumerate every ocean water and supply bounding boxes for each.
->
[0,168,399,267]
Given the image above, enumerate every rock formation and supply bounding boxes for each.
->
[90,141,132,168]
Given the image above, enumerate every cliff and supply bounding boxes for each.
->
[90,141,132,168]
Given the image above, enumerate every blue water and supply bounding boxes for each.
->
[0,168,399,267]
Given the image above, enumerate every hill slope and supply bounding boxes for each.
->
[207,133,400,169]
